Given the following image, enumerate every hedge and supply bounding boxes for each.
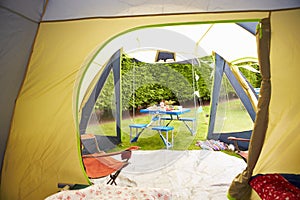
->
[94,55,261,112]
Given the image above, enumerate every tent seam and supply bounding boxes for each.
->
[0,5,39,24]
[41,10,269,23]
[40,8,299,22]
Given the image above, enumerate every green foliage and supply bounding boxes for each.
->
[93,55,260,112]
[94,72,115,110]
[238,63,262,88]
[121,55,214,111]
[194,56,214,100]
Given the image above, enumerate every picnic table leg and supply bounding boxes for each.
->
[165,115,173,126]
[130,114,159,142]
[182,120,196,135]
[131,127,146,143]
[158,130,172,149]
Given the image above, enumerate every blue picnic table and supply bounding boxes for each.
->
[130,108,196,144]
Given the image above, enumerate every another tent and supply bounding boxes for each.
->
[1,1,299,199]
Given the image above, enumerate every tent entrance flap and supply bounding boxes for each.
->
[80,49,122,148]
[207,54,257,149]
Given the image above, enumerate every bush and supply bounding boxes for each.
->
[94,55,260,112]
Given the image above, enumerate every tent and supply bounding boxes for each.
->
[1,1,299,199]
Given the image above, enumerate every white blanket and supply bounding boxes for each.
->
[93,150,247,200]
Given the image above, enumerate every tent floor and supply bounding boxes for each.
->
[92,150,247,200]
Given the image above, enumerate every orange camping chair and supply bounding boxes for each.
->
[81,134,139,185]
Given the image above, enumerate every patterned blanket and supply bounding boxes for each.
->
[196,139,228,151]
[45,183,171,200]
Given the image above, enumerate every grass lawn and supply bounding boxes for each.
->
[86,99,252,153]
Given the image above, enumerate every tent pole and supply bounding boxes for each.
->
[113,49,122,143]
[207,53,225,139]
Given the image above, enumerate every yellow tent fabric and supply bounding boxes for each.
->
[1,12,268,200]
[1,7,300,200]
[254,9,300,175]
[228,9,300,200]
[228,17,272,200]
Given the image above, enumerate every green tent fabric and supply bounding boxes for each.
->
[1,1,300,199]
